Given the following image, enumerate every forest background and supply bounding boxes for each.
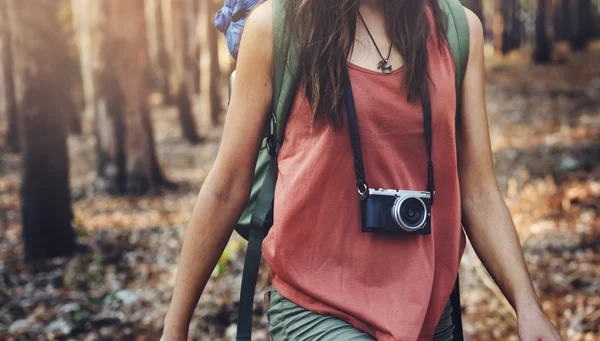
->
[0,0,599,340]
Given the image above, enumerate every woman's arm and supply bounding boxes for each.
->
[161,3,274,340]
[457,8,564,341]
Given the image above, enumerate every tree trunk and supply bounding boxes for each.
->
[570,0,592,50]
[183,0,201,95]
[199,0,222,127]
[165,0,201,143]
[111,0,167,194]
[534,0,553,63]
[77,0,169,195]
[502,0,521,53]
[553,0,570,41]
[493,0,504,54]
[0,0,18,152]
[71,0,97,123]
[145,0,171,104]
[6,0,75,261]
[509,0,522,50]
[59,0,83,136]
[494,0,523,55]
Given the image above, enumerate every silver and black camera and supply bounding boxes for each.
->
[362,188,432,235]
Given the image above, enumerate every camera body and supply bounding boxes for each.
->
[362,188,432,235]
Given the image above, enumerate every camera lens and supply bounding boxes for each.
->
[401,198,424,226]
[392,196,427,232]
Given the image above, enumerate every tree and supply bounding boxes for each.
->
[145,0,172,103]
[71,0,96,121]
[0,0,18,152]
[5,0,76,261]
[506,0,522,51]
[553,0,571,41]
[161,0,202,143]
[74,0,170,194]
[59,0,83,135]
[493,0,504,53]
[199,0,222,127]
[182,0,201,96]
[494,0,522,55]
[534,0,553,63]
[570,0,593,50]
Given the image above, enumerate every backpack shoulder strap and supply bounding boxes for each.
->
[237,2,300,340]
[440,0,470,101]
[272,0,300,141]
[439,2,469,341]
[250,0,300,232]
[249,0,300,232]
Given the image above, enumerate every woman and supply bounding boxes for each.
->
[161,0,564,340]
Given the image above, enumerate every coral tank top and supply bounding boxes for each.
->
[261,9,466,341]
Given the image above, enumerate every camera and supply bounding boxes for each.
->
[362,188,431,235]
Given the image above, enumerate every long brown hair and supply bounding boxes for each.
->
[285,0,448,128]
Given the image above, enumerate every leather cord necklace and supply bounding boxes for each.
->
[357,11,394,74]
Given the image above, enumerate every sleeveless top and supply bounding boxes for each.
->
[261,8,466,341]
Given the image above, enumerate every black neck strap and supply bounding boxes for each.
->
[343,66,436,205]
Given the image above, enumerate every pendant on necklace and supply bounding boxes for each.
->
[377,59,393,74]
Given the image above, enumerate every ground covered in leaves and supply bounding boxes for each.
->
[1,43,599,340]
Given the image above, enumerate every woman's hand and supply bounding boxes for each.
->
[517,305,565,341]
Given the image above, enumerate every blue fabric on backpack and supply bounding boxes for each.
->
[215,0,260,59]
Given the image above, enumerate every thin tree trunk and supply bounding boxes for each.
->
[510,0,522,50]
[60,0,82,135]
[183,0,201,95]
[493,0,504,54]
[168,0,201,143]
[145,0,171,104]
[502,0,521,53]
[6,0,75,261]
[494,0,522,55]
[534,0,553,63]
[570,0,592,50]
[553,0,567,41]
[71,0,97,124]
[199,0,222,127]
[0,0,18,152]
[176,82,202,143]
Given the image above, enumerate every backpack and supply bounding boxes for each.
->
[230,1,470,340]
[215,0,261,59]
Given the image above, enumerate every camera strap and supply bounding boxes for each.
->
[343,65,436,205]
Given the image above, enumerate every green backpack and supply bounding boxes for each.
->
[234,1,470,340]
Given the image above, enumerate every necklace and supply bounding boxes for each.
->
[357,12,393,74]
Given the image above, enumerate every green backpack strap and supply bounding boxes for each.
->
[440,2,469,341]
[441,0,470,107]
[237,1,300,340]
[250,0,300,232]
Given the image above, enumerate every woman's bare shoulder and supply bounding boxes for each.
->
[462,7,484,54]
[241,1,274,54]
[236,1,274,81]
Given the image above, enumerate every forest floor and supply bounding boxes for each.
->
[1,42,599,341]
